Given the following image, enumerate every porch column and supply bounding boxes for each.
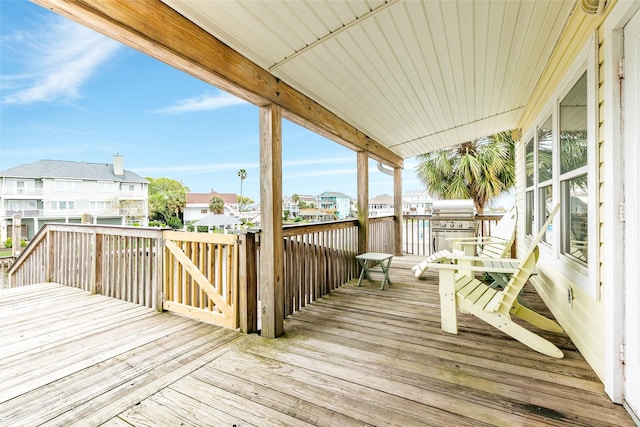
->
[259,103,284,338]
[393,166,403,256]
[357,151,369,254]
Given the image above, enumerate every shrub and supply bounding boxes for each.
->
[5,238,12,248]
[167,217,183,230]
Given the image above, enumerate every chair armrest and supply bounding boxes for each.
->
[445,236,491,243]
[449,254,519,266]
[423,262,518,275]
[454,238,509,248]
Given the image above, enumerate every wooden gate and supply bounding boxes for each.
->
[163,231,239,329]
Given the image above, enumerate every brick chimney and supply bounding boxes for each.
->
[113,153,124,176]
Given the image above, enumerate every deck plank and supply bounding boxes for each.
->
[0,262,636,427]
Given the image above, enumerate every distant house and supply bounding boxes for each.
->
[403,189,433,215]
[283,194,316,218]
[183,190,238,224]
[317,191,351,219]
[368,194,394,217]
[193,213,241,233]
[0,155,148,241]
[298,208,337,222]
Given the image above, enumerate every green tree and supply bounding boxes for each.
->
[237,168,247,212]
[147,177,188,228]
[415,131,515,214]
[237,195,253,207]
[209,196,225,214]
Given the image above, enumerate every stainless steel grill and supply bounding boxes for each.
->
[430,199,477,253]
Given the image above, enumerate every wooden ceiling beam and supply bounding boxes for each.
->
[33,0,403,168]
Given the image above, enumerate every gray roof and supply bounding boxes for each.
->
[194,214,241,227]
[317,191,351,199]
[0,160,147,183]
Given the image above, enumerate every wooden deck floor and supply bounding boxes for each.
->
[0,256,635,426]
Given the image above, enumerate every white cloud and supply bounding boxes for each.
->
[2,17,121,105]
[154,92,247,113]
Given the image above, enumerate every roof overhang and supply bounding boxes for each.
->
[32,0,577,166]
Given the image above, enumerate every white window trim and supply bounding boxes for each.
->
[521,35,599,298]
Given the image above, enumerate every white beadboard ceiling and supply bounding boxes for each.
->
[162,0,576,159]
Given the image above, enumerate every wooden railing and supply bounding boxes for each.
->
[163,231,239,329]
[282,220,359,315]
[7,213,506,334]
[368,216,395,253]
[240,219,360,333]
[0,257,14,289]
[8,224,240,329]
[9,224,164,309]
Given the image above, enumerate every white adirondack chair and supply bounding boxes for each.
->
[412,205,517,279]
[430,204,564,358]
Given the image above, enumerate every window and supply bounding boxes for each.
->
[50,201,75,211]
[559,72,588,264]
[521,38,596,296]
[525,189,534,235]
[90,201,110,211]
[524,115,554,245]
[97,181,114,192]
[55,180,82,192]
[522,66,594,277]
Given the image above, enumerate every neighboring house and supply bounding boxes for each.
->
[283,194,316,218]
[317,191,351,219]
[183,190,238,224]
[282,196,300,218]
[0,155,148,241]
[368,194,394,217]
[193,213,241,233]
[403,190,433,216]
[297,208,337,222]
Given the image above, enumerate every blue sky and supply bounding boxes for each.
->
[0,1,423,203]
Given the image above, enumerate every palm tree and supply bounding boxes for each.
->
[237,168,247,213]
[209,196,225,214]
[415,131,515,214]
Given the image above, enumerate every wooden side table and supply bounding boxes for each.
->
[355,252,393,290]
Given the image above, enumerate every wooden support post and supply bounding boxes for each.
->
[394,166,403,256]
[259,104,284,338]
[90,228,97,294]
[94,230,103,295]
[239,232,258,333]
[11,214,22,257]
[155,232,164,312]
[47,229,55,283]
[357,151,369,254]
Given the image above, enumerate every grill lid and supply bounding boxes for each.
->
[431,199,476,218]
